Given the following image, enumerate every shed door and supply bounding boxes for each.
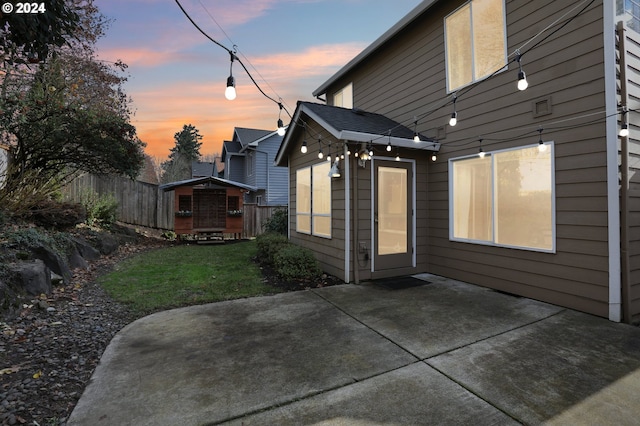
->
[193,189,226,229]
[374,160,413,271]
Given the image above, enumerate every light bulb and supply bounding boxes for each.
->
[395,153,400,161]
[225,76,236,100]
[301,141,307,154]
[538,141,547,152]
[431,154,437,162]
[327,153,331,162]
[479,150,485,158]
[386,142,392,152]
[449,111,457,127]
[277,119,285,136]
[517,71,528,91]
[413,134,420,142]
[620,124,629,137]
[318,149,323,159]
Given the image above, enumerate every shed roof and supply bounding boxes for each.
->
[159,176,257,192]
[275,102,439,166]
[313,0,438,98]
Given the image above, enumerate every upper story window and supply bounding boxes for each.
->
[445,0,507,92]
[333,83,353,109]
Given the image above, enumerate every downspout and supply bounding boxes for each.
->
[353,154,360,284]
[256,150,269,203]
[604,4,622,322]
[617,21,632,322]
[344,143,351,283]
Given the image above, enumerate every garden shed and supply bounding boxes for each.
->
[160,176,256,240]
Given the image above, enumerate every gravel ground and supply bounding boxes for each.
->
[0,242,159,426]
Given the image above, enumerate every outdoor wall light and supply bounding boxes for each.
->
[329,158,341,178]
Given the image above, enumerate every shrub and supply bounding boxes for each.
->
[273,245,321,281]
[255,232,289,265]
[80,189,118,225]
[262,208,288,235]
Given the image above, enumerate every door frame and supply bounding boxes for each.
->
[370,157,416,273]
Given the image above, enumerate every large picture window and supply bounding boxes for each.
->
[445,0,507,92]
[296,162,332,238]
[450,143,555,252]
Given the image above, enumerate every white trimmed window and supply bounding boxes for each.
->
[333,83,353,109]
[445,0,507,92]
[449,143,555,252]
[296,162,332,238]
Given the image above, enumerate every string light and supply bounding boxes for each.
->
[478,139,485,158]
[327,142,332,162]
[225,51,237,100]
[301,139,307,154]
[449,95,458,127]
[317,138,323,159]
[537,128,547,152]
[413,118,420,142]
[431,153,437,162]
[277,102,286,136]
[516,50,528,91]
[386,134,392,152]
[395,151,400,161]
[620,108,629,137]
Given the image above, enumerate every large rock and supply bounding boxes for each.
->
[9,260,52,296]
[71,236,101,261]
[67,245,89,270]
[94,233,119,255]
[30,244,72,285]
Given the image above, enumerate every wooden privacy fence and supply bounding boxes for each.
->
[62,174,286,238]
[242,204,287,238]
[62,174,174,230]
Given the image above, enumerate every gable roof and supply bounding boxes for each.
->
[159,176,257,192]
[221,140,243,161]
[313,0,438,98]
[275,102,439,166]
[192,161,215,177]
[234,128,273,148]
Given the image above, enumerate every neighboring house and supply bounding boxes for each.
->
[222,127,288,205]
[276,1,640,323]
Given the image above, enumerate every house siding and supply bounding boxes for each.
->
[324,1,611,316]
[226,155,245,183]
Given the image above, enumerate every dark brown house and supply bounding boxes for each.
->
[276,0,640,323]
[160,176,256,240]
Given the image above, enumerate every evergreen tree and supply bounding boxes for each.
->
[161,124,203,183]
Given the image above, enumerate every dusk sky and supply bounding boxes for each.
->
[93,0,424,159]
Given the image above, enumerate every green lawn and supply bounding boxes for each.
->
[99,240,280,314]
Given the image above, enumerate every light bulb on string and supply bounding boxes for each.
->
[478,139,485,158]
[276,102,286,136]
[301,139,307,154]
[431,153,437,162]
[620,108,629,137]
[449,95,458,127]
[537,128,547,152]
[395,151,400,161]
[225,51,237,100]
[413,118,420,142]
[516,50,528,91]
